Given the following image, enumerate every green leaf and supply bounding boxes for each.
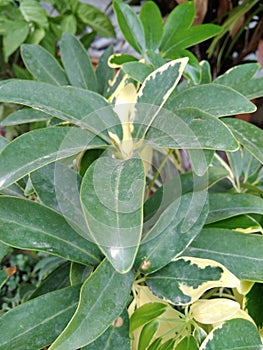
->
[165,84,256,117]
[61,33,97,91]
[200,318,262,349]
[96,45,114,96]
[3,20,29,61]
[138,320,159,350]
[77,2,115,38]
[140,1,163,50]
[0,136,8,151]
[82,310,130,350]
[70,262,93,286]
[175,335,199,350]
[148,338,162,350]
[200,60,212,84]
[184,228,263,281]
[130,303,167,333]
[146,257,239,306]
[0,81,122,141]
[60,14,77,35]
[206,193,263,224]
[113,0,145,54]
[108,53,138,68]
[0,196,102,266]
[160,2,195,52]
[30,262,71,298]
[80,153,145,273]
[134,58,188,139]
[137,192,208,274]
[144,167,228,227]
[0,242,9,261]
[162,24,221,58]
[188,149,214,176]
[245,283,263,328]
[122,62,153,83]
[1,108,50,126]
[30,162,88,238]
[145,107,238,151]
[206,214,262,233]
[50,259,134,350]
[214,63,263,99]
[0,127,107,189]
[223,118,263,163]
[20,0,48,27]
[0,285,80,350]
[21,44,69,86]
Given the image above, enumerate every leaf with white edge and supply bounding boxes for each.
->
[140,1,163,50]
[137,192,208,274]
[133,58,188,139]
[184,228,263,281]
[200,318,263,350]
[190,299,240,325]
[0,127,107,190]
[122,62,153,83]
[130,303,167,333]
[1,108,50,126]
[165,84,256,117]
[145,257,240,306]
[108,53,138,68]
[223,117,263,163]
[81,310,130,350]
[206,193,263,224]
[0,196,102,265]
[21,44,69,85]
[113,0,145,54]
[214,63,263,99]
[160,2,195,52]
[144,107,239,151]
[30,162,88,238]
[0,285,80,350]
[0,81,122,141]
[61,33,97,91]
[80,152,145,273]
[50,259,134,350]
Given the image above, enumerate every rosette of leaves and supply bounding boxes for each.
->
[0,27,262,350]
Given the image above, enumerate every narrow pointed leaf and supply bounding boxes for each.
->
[146,257,240,306]
[80,153,145,273]
[1,108,50,126]
[165,84,256,117]
[61,33,97,91]
[137,192,208,274]
[206,193,263,224]
[200,319,262,350]
[138,320,159,350]
[223,117,263,163]
[134,58,188,139]
[140,1,163,50]
[0,81,121,140]
[145,108,238,150]
[184,228,263,281]
[113,0,145,54]
[160,2,195,52]
[0,196,102,265]
[0,285,80,350]
[21,44,69,85]
[82,310,130,350]
[50,259,134,350]
[0,127,107,189]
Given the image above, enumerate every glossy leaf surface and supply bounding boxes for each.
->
[165,84,256,117]
[61,33,97,91]
[81,153,145,273]
[0,127,107,189]
[21,44,68,85]
[0,196,102,265]
[185,228,263,281]
[0,285,80,350]
[50,259,134,350]
[140,1,162,50]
